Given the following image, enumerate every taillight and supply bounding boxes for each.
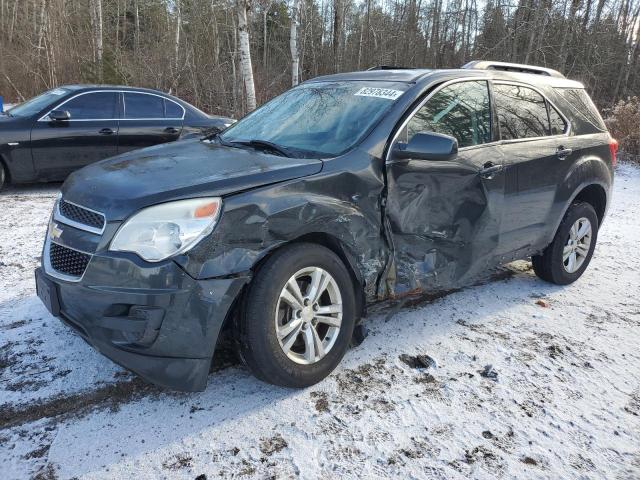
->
[609,138,618,167]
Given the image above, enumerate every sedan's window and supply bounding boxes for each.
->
[165,99,183,119]
[220,81,410,157]
[8,88,70,118]
[406,81,491,148]
[493,84,549,139]
[61,92,118,120]
[549,104,568,135]
[124,93,164,119]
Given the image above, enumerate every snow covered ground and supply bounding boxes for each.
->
[1,165,639,479]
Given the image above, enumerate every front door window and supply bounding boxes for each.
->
[401,80,492,148]
[57,92,118,120]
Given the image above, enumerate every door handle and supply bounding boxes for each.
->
[99,128,115,135]
[164,127,179,134]
[556,146,572,160]
[479,162,503,179]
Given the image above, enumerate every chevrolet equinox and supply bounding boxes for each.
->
[35,61,617,391]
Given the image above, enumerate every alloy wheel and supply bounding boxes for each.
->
[275,267,343,365]
[562,217,592,273]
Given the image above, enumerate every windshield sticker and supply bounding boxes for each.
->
[354,87,404,100]
[50,89,66,96]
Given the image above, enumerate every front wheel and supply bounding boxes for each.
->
[532,202,599,285]
[238,243,356,388]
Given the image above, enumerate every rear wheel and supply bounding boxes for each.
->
[532,202,599,285]
[238,243,356,388]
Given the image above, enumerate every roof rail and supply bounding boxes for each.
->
[366,65,415,71]
[462,60,565,78]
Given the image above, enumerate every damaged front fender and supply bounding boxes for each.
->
[177,156,389,303]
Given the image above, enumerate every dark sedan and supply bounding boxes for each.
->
[0,85,234,189]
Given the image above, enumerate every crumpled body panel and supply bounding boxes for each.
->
[178,153,389,303]
[384,147,505,295]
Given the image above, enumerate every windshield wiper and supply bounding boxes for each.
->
[227,139,294,158]
[201,126,223,141]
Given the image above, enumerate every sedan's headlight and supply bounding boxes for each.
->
[110,197,222,262]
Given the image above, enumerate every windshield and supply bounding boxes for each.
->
[220,81,410,157]
[7,88,70,118]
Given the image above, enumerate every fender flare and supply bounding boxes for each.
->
[546,156,611,245]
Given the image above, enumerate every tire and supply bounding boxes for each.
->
[238,243,356,388]
[0,162,6,191]
[532,202,599,285]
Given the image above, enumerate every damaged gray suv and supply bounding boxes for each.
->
[35,61,616,391]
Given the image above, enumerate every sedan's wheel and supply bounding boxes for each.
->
[238,243,356,388]
[0,163,6,191]
[532,202,599,285]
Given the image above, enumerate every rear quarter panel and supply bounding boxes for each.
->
[543,132,613,247]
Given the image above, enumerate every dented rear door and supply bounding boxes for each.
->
[384,79,506,295]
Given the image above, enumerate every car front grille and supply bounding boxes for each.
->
[58,199,105,231]
[49,242,91,278]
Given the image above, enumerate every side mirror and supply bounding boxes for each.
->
[49,110,71,122]
[392,131,458,161]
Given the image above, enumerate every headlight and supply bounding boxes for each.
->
[110,197,222,262]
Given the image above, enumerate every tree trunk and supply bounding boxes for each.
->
[37,0,46,52]
[524,0,542,63]
[134,0,140,55]
[95,0,103,73]
[175,0,181,72]
[593,0,606,27]
[8,0,17,42]
[89,0,103,80]
[263,7,268,69]
[211,1,220,65]
[619,4,640,98]
[238,0,256,111]
[332,0,342,70]
[290,0,300,86]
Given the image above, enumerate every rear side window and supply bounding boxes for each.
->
[554,88,606,132]
[124,93,164,119]
[493,84,549,139]
[407,80,492,148]
[61,92,118,120]
[165,99,183,119]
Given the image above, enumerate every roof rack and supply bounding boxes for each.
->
[462,60,565,78]
[366,65,415,71]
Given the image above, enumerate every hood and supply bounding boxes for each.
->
[208,115,235,124]
[62,138,323,220]
[0,114,19,122]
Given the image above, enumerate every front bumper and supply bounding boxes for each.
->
[36,252,248,391]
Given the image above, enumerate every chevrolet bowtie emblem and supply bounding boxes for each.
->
[49,222,63,240]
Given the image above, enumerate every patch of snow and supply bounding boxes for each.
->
[1,164,639,479]
[0,184,124,407]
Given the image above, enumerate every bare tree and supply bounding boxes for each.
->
[290,0,301,86]
[332,0,342,70]
[0,0,637,117]
[238,0,257,111]
[89,0,103,80]
[174,0,181,72]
